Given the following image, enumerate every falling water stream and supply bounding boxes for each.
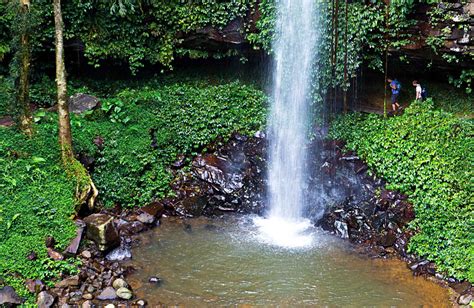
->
[254,0,318,247]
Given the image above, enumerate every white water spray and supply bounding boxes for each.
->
[256,0,318,248]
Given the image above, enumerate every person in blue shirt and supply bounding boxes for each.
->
[387,78,401,111]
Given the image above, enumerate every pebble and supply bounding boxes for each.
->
[81,250,92,259]
[136,299,147,306]
[105,305,115,308]
[82,293,93,300]
[459,294,472,305]
[113,278,128,289]
[116,287,133,300]
[96,286,117,300]
[37,291,55,308]
[148,276,162,284]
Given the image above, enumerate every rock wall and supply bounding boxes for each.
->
[397,1,474,70]
[178,1,473,70]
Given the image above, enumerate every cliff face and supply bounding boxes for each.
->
[398,2,473,69]
[178,1,473,70]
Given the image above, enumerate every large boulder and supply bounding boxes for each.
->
[68,93,99,114]
[83,214,119,251]
[0,286,23,305]
[192,153,245,194]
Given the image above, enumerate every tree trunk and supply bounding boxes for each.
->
[53,0,98,211]
[343,0,348,113]
[53,0,73,163]
[383,1,390,118]
[17,0,33,136]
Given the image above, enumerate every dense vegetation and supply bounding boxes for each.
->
[0,0,472,303]
[1,1,471,90]
[0,79,266,299]
[330,101,473,282]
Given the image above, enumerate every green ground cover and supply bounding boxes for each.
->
[330,100,474,282]
[0,78,267,301]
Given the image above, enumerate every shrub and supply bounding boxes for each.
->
[0,79,266,301]
[73,81,267,207]
[330,100,473,281]
[0,124,79,300]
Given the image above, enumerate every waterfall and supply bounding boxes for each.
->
[255,0,318,248]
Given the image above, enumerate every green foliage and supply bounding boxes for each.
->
[0,0,257,73]
[0,78,266,300]
[74,80,266,207]
[246,0,276,52]
[0,125,79,301]
[424,80,474,115]
[449,69,474,95]
[330,101,474,281]
[0,75,13,116]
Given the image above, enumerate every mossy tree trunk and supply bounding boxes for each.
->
[16,0,33,136]
[53,0,98,210]
[343,0,348,114]
[53,0,73,162]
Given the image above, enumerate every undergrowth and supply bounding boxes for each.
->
[0,79,267,302]
[0,125,79,300]
[330,100,473,282]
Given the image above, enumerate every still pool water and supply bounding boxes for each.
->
[126,216,450,307]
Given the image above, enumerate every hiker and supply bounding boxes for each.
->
[412,80,427,101]
[387,78,401,111]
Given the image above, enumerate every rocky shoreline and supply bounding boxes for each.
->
[1,132,471,307]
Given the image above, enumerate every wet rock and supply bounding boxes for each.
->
[172,155,186,168]
[380,189,397,203]
[84,214,120,251]
[459,294,472,305]
[148,276,162,285]
[334,220,349,239]
[192,154,245,194]
[136,212,155,225]
[112,278,128,289]
[64,220,85,255]
[25,279,44,293]
[26,251,37,261]
[106,245,132,261]
[141,202,165,218]
[68,93,99,114]
[377,230,397,248]
[254,131,265,138]
[97,286,117,300]
[47,248,64,260]
[37,291,55,308]
[118,221,147,236]
[178,195,209,217]
[0,116,15,127]
[45,236,56,248]
[94,136,105,150]
[449,281,472,294]
[56,275,80,288]
[81,250,92,259]
[409,260,430,275]
[82,293,93,300]
[116,287,133,300]
[0,286,23,305]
